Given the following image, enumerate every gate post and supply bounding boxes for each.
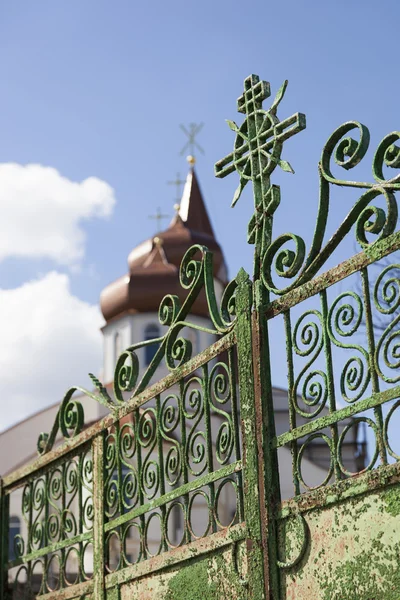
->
[235,268,266,600]
[93,432,106,600]
[0,478,9,600]
[253,281,281,600]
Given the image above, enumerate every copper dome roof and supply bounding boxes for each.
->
[100,168,228,323]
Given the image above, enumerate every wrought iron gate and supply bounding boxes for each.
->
[2,73,400,599]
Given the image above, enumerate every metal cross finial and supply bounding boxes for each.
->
[167,172,185,203]
[148,207,170,232]
[180,123,205,160]
[215,74,306,282]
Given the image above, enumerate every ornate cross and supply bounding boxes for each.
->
[167,172,185,203]
[148,207,170,232]
[180,122,205,159]
[215,74,306,281]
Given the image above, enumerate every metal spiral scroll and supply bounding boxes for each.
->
[262,123,400,295]
[374,264,400,383]
[327,291,370,403]
[160,393,182,487]
[292,309,328,419]
[209,362,234,465]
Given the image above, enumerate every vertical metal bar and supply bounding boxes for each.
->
[156,395,167,553]
[284,309,300,496]
[135,408,146,561]
[178,379,190,545]
[93,432,105,600]
[320,289,341,482]
[253,280,281,600]
[235,270,266,600]
[202,362,217,534]
[229,345,244,521]
[0,479,9,600]
[361,266,387,465]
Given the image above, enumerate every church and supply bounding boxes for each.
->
[0,157,365,581]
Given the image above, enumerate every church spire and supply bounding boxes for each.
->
[172,161,215,238]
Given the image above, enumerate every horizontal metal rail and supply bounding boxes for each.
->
[274,385,400,448]
[105,460,242,532]
[264,231,400,320]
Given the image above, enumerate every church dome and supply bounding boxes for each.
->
[100,167,228,323]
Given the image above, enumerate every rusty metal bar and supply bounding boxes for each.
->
[104,460,242,533]
[93,432,105,600]
[235,270,266,600]
[274,384,400,447]
[264,231,400,320]
[104,522,246,589]
[279,460,400,519]
[0,479,9,600]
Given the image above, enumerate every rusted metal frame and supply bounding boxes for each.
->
[253,282,281,600]
[202,361,217,534]
[235,270,266,600]
[3,331,236,491]
[93,432,105,600]
[274,384,400,447]
[8,530,92,569]
[229,345,244,521]
[264,231,400,321]
[279,459,400,519]
[38,579,93,600]
[361,266,388,465]
[320,289,341,482]
[104,522,246,589]
[284,310,300,496]
[104,461,242,532]
[0,479,9,600]
[155,394,168,553]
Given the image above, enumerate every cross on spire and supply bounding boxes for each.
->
[180,123,204,160]
[167,172,185,203]
[214,74,306,282]
[148,207,170,232]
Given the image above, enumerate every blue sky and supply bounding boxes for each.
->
[0,0,400,442]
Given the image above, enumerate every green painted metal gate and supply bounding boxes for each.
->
[2,73,400,599]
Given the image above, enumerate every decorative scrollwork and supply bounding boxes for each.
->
[327,291,370,403]
[209,362,234,465]
[114,350,139,403]
[139,409,159,500]
[292,310,328,418]
[160,393,182,487]
[374,264,400,383]
[183,377,207,477]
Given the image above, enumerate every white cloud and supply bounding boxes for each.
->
[0,272,104,431]
[0,163,115,266]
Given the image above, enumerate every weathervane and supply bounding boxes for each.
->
[148,207,170,232]
[215,74,306,282]
[180,122,205,163]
